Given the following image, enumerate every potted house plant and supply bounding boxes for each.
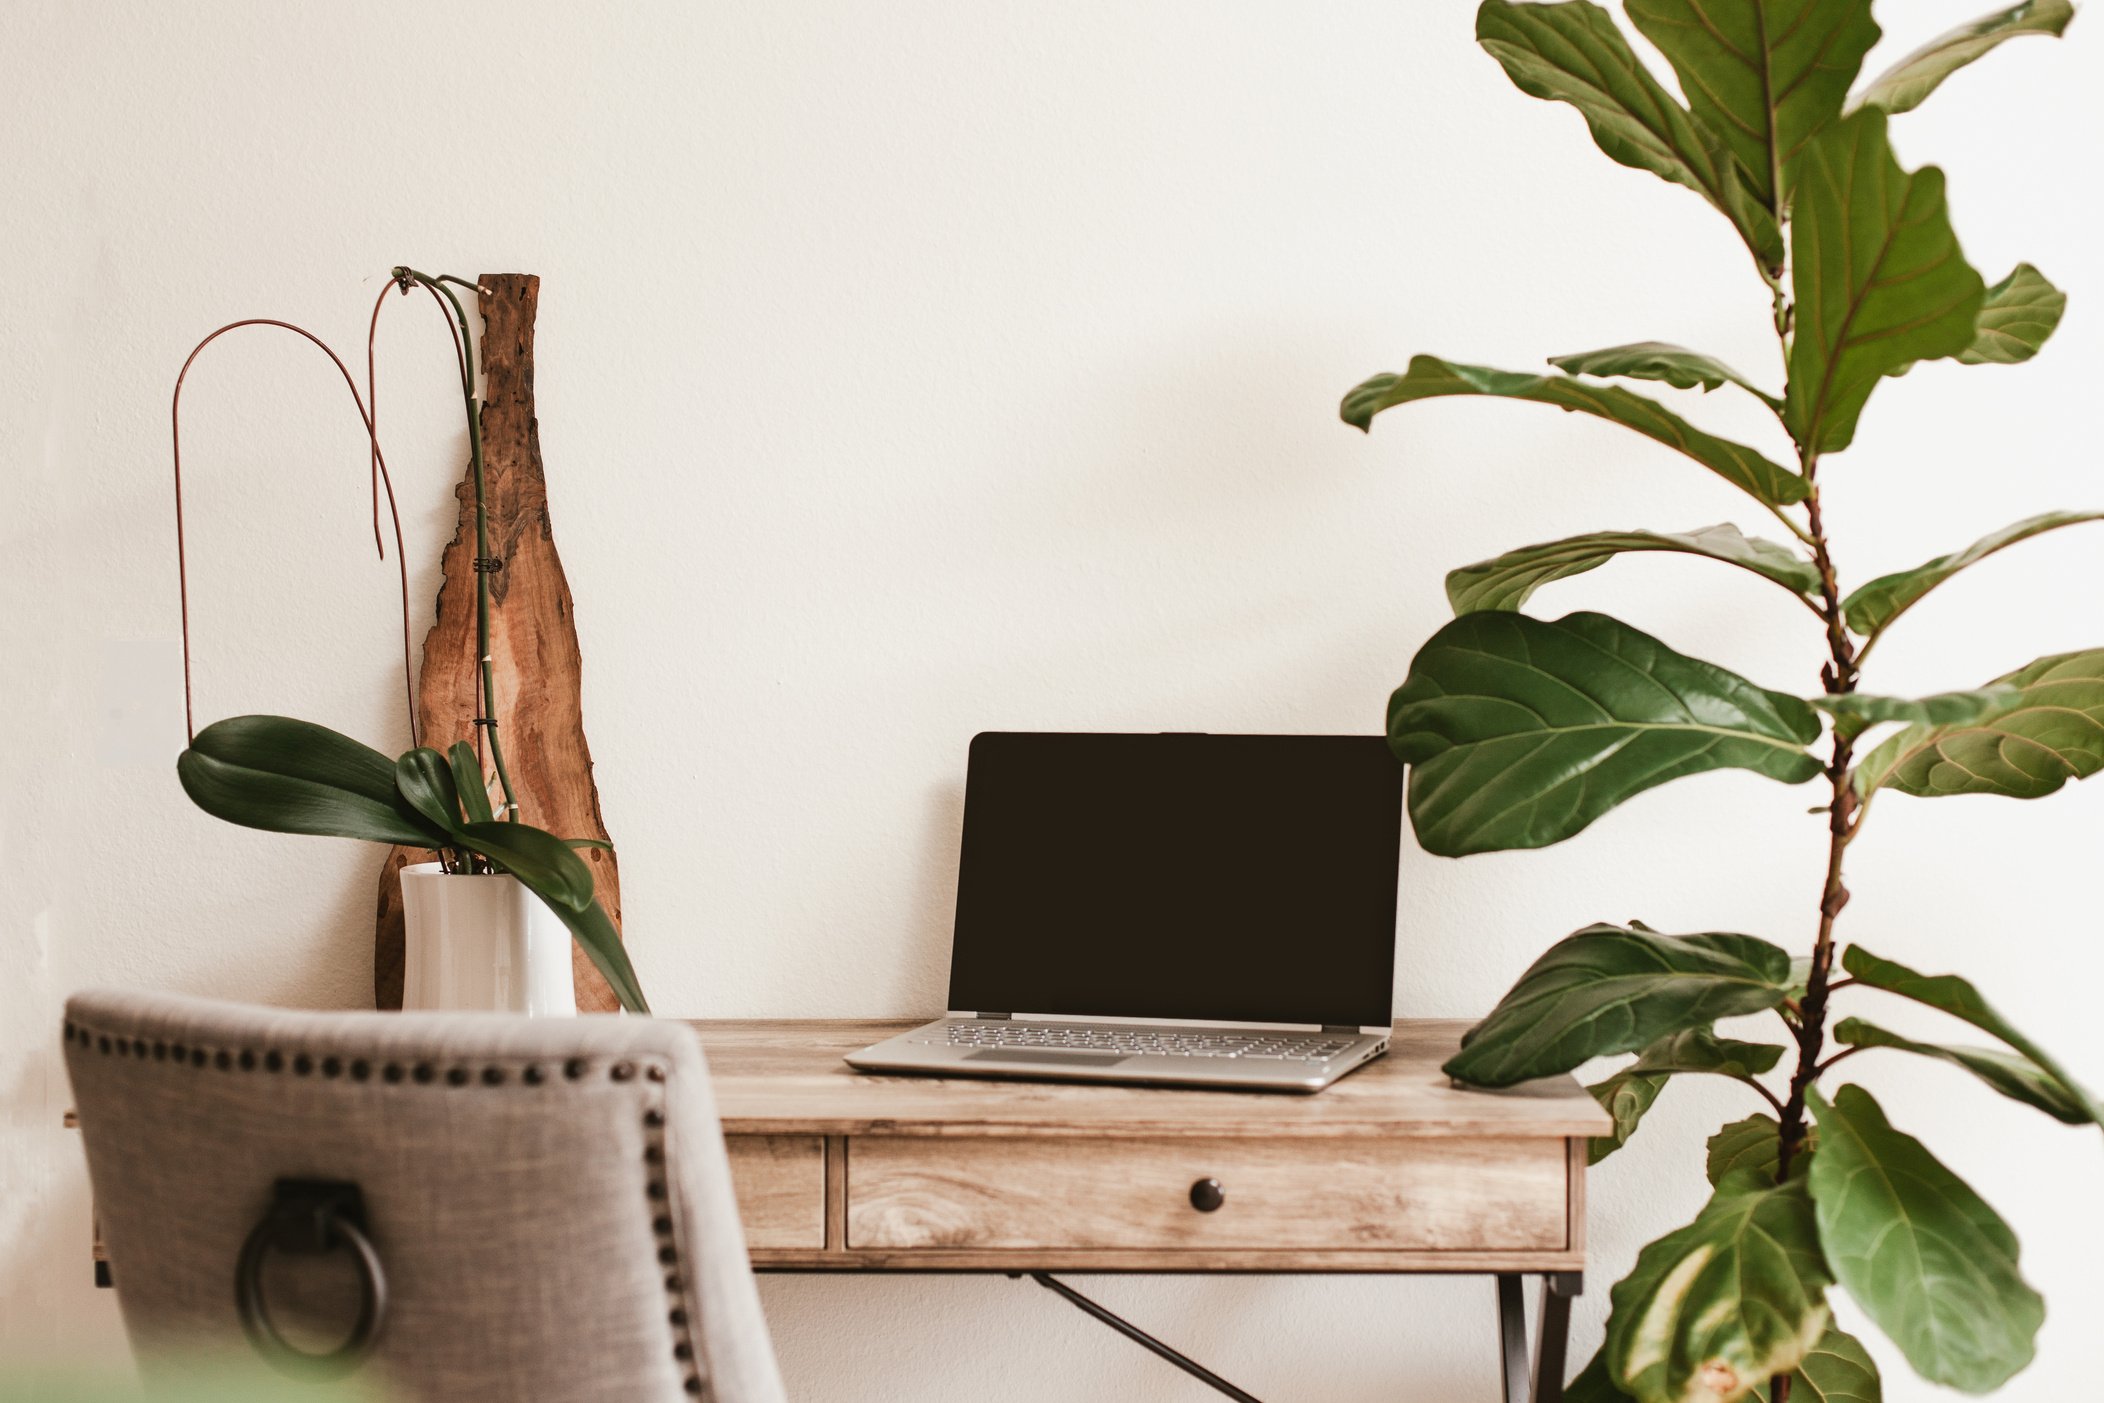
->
[1346,2,2092,1399]
[170,267,647,1015]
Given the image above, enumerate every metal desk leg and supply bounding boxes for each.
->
[1499,1272,1582,1403]
[1534,1273,1581,1403]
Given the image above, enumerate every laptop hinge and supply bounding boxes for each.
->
[1322,1024,1360,1034]
[976,1011,1012,1021]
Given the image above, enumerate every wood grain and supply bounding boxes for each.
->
[846,1135,1568,1253]
[374,274,624,1011]
[691,1020,1613,1139]
[724,1136,826,1249]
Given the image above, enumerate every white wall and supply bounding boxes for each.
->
[5,3,2100,1398]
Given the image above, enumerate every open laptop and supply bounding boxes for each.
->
[846,732,1402,1093]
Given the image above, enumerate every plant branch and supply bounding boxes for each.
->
[1731,1073,1789,1116]
[394,267,521,822]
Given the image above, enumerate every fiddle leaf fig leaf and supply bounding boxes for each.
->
[1391,611,1822,855]
[1445,923,1796,1087]
[1446,525,1819,614]
[179,717,446,849]
[1810,688,2014,741]
[1588,1068,1671,1166]
[1344,356,1808,507]
[1808,1085,2043,1392]
[1567,1350,1636,1402]
[1854,648,2104,800]
[1785,109,1986,454]
[1549,342,1779,406]
[1706,1113,1812,1186]
[1475,0,1783,269]
[1625,0,1880,210]
[1604,1170,1832,1403]
[1756,1327,1884,1403]
[1958,263,2068,365]
[1842,510,2104,637]
[1834,1017,2095,1125]
[1839,945,2104,1125]
[1850,0,2076,116]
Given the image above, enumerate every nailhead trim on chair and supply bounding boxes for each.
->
[64,1022,709,1401]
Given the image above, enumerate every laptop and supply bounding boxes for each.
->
[846,731,1402,1093]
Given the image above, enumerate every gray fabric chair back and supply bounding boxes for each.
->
[63,989,785,1403]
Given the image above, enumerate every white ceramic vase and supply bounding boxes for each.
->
[399,862,577,1015]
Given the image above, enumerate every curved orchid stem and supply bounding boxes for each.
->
[170,319,417,746]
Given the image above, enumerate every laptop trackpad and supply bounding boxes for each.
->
[965,1049,1129,1067]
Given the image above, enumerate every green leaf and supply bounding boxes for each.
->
[1842,510,2104,637]
[1447,524,1819,614]
[1756,1327,1883,1403]
[1566,1350,1636,1402]
[1834,1017,2094,1125]
[1850,0,2076,116]
[1475,0,1783,269]
[564,837,616,851]
[541,892,651,1015]
[1809,688,2013,741]
[1839,945,2104,1125]
[178,748,446,850]
[1588,1068,1671,1165]
[1627,1027,1785,1079]
[1549,341,1778,406]
[394,748,466,835]
[447,742,496,825]
[1958,263,2068,365]
[188,716,406,808]
[1784,108,1986,454]
[1344,356,1808,507]
[1625,0,1879,210]
[1706,1113,1799,1186]
[457,819,597,913]
[1808,1085,2042,1392]
[1391,611,1822,855]
[1854,647,2104,799]
[1604,1170,1833,1403]
[1445,922,1796,1086]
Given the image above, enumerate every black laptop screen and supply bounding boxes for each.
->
[946,733,1402,1028]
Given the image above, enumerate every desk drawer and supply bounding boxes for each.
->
[725,1135,826,1249]
[846,1136,1566,1253]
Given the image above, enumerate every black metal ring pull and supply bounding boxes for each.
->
[234,1179,387,1379]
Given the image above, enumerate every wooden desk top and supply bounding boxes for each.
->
[689,1019,1611,1140]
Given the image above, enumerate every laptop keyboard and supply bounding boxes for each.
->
[936,1023,1354,1062]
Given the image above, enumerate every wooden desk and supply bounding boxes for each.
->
[702,1019,1609,1403]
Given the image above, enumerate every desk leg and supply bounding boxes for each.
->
[1497,1272,1581,1403]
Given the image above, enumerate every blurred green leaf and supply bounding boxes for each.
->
[395,747,466,835]
[1605,1170,1832,1403]
[179,748,444,849]
[1854,648,2104,800]
[1706,1113,1809,1186]
[1343,355,1807,506]
[1446,923,1795,1087]
[1839,946,2103,1124]
[1958,264,2067,365]
[1626,0,1878,208]
[1476,0,1783,268]
[1809,1085,2042,1391]
[1810,688,2014,740]
[1785,109,1985,453]
[1834,1017,2093,1124]
[1842,511,2104,637]
[542,891,651,1015]
[1850,0,2075,115]
[1565,1350,1635,1401]
[1391,611,1821,855]
[1549,341,1778,406]
[447,741,496,825]
[1756,1327,1884,1402]
[1446,525,1818,614]
[458,819,596,912]
[1588,1068,1670,1166]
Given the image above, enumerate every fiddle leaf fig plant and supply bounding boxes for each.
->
[1347,4,2091,1399]
[169,268,648,1014]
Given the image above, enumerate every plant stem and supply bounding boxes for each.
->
[394,267,521,823]
[1775,467,1858,1181]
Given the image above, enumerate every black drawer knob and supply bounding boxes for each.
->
[1188,1177,1225,1213]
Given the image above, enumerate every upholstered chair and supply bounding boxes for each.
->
[63,989,786,1403]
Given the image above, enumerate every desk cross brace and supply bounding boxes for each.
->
[1016,1270,1581,1403]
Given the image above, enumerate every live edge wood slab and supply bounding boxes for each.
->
[693,1018,1611,1275]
